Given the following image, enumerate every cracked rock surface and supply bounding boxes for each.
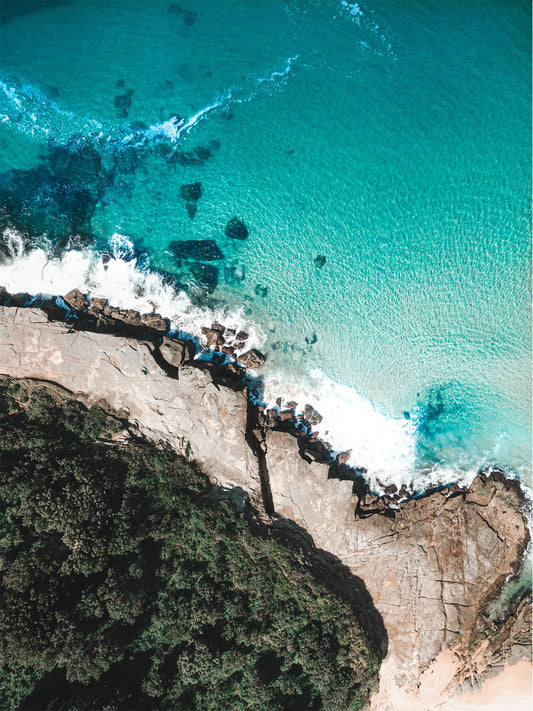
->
[0,304,530,709]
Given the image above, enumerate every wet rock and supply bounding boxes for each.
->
[102,306,142,330]
[170,239,224,264]
[6,292,31,307]
[201,327,225,348]
[314,255,326,268]
[279,409,294,421]
[189,262,219,293]
[356,492,390,517]
[238,349,265,369]
[465,473,495,507]
[226,328,236,337]
[225,217,249,240]
[221,345,234,356]
[336,450,352,465]
[140,312,170,334]
[180,182,202,202]
[63,288,89,312]
[210,323,225,333]
[219,361,244,378]
[304,403,323,425]
[86,297,107,319]
[56,231,95,253]
[384,483,398,495]
[235,330,248,341]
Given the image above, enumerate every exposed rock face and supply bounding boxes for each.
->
[63,288,89,311]
[0,306,260,499]
[158,335,195,370]
[0,302,529,710]
[238,348,265,369]
[257,428,530,707]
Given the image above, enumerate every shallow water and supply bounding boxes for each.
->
[0,0,530,491]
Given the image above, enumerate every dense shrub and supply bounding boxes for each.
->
[0,377,378,710]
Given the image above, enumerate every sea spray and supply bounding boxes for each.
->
[0,233,265,351]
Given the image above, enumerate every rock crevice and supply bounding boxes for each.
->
[0,296,530,710]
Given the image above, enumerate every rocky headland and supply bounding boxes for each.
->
[0,289,530,711]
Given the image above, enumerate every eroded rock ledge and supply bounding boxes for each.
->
[0,296,530,710]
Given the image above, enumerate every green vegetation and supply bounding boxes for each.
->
[0,377,378,710]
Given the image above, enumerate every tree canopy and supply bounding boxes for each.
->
[0,376,378,710]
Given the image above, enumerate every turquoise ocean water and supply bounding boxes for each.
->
[0,0,530,492]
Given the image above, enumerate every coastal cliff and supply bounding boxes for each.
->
[0,296,530,710]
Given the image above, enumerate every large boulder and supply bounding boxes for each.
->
[63,289,89,312]
[238,349,265,369]
[158,336,194,369]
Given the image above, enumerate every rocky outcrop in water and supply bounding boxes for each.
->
[0,297,529,710]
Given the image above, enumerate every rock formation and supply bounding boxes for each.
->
[0,297,530,710]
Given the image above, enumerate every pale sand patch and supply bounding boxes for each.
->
[442,660,532,711]
[370,655,532,711]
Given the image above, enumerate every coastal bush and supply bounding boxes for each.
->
[0,378,378,710]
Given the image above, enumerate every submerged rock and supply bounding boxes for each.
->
[113,92,132,109]
[170,239,224,264]
[254,284,268,298]
[180,182,202,202]
[168,3,196,26]
[185,202,197,219]
[189,262,219,293]
[225,217,249,240]
[224,262,246,282]
[114,145,150,174]
[313,254,326,268]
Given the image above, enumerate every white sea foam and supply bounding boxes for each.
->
[144,56,299,142]
[262,366,423,490]
[1,53,299,153]
[0,230,520,496]
[0,77,102,141]
[338,1,396,60]
[0,232,265,350]
[0,233,493,495]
